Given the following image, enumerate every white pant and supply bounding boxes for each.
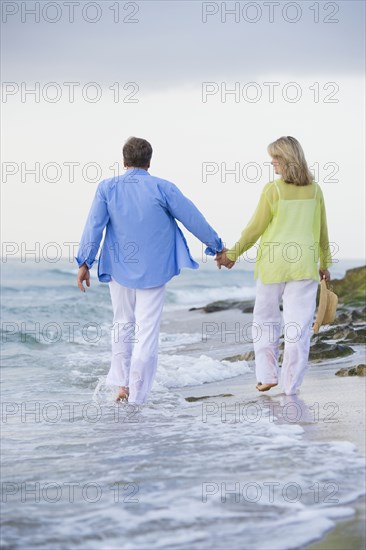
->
[106,278,166,404]
[253,278,318,395]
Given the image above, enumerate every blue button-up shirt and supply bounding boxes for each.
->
[75,168,223,288]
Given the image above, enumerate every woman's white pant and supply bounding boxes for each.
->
[106,278,166,405]
[253,278,318,395]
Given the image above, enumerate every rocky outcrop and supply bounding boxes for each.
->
[319,326,366,344]
[189,300,255,313]
[222,340,355,365]
[335,364,366,377]
[331,266,366,306]
[189,266,365,365]
[333,307,366,325]
[276,338,355,363]
[308,340,354,362]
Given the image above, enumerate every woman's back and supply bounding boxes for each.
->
[257,179,322,283]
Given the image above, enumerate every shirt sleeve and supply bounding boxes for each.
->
[319,191,332,270]
[75,181,110,269]
[162,182,224,256]
[226,187,273,262]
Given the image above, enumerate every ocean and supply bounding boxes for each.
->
[1,258,365,549]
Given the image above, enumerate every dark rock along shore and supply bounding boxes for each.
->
[192,266,366,373]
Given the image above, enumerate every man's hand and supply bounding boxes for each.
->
[215,248,236,270]
[77,264,91,292]
[319,268,330,283]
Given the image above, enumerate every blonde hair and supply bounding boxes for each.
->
[267,136,313,186]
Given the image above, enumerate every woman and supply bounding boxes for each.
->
[216,136,331,395]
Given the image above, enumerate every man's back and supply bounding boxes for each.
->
[75,136,224,406]
[76,168,223,288]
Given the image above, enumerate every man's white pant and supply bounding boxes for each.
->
[253,278,318,395]
[106,278,166,405]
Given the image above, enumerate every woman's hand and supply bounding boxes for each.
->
[77,264,91,292]
[319,268,330,282]
[215,249,236,270]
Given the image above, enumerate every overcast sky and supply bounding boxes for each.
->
[1,0,365,263]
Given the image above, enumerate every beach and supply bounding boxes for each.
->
[1,259,365,549]
[164,301,366,550]
[169,283,366,549]
[170,307,366,454]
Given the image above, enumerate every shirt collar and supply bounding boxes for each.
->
[124,168,149,176]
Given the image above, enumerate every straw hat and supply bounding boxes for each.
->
[312,279,338,334]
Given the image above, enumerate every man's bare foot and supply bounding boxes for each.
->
[256,383,278,392]
[115,386,129,402]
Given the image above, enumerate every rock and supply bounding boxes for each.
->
[339,328,366,344]
[335,368,349,377]
[333,307,366,326]
[189,299,254,313]
[308,340,355,362]
[351,308,366,322]
[319,326,352,340]
[333,311,351,324]
[320,326,366,344]
[189,299,282,314]
[222,351,255,362]
[335,364,366,377]
[185,393,234,402]
[331,266,366,306]
[261,338,354,363]
[222,340,355,366]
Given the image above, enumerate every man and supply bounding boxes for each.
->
[76,137,225,405]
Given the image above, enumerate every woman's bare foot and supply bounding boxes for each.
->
[115,386,129,402]
[256,383,278,392]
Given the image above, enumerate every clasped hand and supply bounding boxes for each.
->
[215,248,236,270]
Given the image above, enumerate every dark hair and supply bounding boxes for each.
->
[123,137,153,168]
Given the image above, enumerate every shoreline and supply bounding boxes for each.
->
[174,358,366,455]
[307,498,365,550]
[174,355,366,550]
[162,298,365,550]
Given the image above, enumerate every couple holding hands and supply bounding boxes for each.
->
[76,136,331,405]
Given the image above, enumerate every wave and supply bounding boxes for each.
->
[166,285,255,307]
[155,354,250,388]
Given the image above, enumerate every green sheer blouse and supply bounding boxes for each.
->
[226,179,331,282]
